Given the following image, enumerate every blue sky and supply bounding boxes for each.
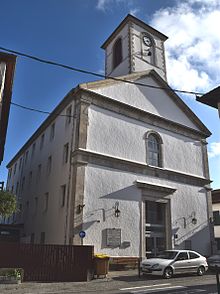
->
[0,0,219,189]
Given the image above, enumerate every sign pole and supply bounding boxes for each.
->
[79,230,86,246]
[215,266,220,294]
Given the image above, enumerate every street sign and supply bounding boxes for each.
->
[79,231,86,239]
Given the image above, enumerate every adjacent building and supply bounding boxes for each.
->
[6,15,214,258]
[196,86,220,118]
[212,189,220,252]
[0,52,16,165]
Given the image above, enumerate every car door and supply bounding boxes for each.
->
[188,251,202,271]
[173,252,190,274]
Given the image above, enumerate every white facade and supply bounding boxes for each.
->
[7,97,76,244]
[102,15,167,80]
[6,14,213,258]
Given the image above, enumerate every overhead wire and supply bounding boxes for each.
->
[1,45,205,117]
[0,45,205,96]
[10,101,74,118]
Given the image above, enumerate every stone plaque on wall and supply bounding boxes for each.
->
[106,228,121,247]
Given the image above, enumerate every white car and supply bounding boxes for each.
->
[141,250,208,279]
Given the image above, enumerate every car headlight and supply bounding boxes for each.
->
[152,263,160,269]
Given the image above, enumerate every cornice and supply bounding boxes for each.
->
[72,148,211,187]
[6,87,80,168]
[79,69,211,137]
[79,88,210,140]
[101,14,168,49]
[135,180,176,195]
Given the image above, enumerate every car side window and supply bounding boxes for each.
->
[189,252,200,259]
[176,252,188,261]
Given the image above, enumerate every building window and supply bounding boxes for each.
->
[12,212,15,223]
[145,131,163,167]
[213,211,220,225]
[66,105,72,125]
[16,181,19,196]
[21,177,25,193]
[28,171,33,187]
[8,168,12,180]
[25,150,29,165]
[34,197,38,214]
[113,37,122,69]
[215,238,220,250]
[37,164,42,182]
[50,123,55,141]
[40,232,45,244]
[31,143,36,159]
[63,143,69,164]
[19,157,22,170]
[30,233,35,244]
[26,201,29,217]
[44,193,49,212]
[11,185,14,193]
[47,156,52,175]
[14,163,17,175]
[19,203,22,213]
[60,184,66,207]
[40,134,45,150]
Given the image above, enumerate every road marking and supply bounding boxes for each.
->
[120,283,171,291]
[120,284,186,294]
[130,285,186,293]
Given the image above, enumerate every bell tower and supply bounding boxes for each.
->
[101,14,168,81]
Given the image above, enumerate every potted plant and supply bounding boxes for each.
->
[0,268,23,284]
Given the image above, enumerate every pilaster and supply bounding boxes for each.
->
[69,97,90,245]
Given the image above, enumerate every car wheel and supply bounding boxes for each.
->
[197,266,205,276]
[163,267,173,279]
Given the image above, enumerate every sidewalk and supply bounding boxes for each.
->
[0,269,141,294]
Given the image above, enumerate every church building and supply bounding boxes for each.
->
[6,14,213,258]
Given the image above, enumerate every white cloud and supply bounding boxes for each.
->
[129,8,140,16]
[96,0,131,11]
[150,1,220,94]
[208,142,220,158]
[96,0,137,12]
[96,0,109,11]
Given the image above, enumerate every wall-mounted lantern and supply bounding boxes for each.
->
[192,217,197,225]
[114,201,120,218]
[176,211,197,228]
[191,211,197,225]
[77,204,85,214]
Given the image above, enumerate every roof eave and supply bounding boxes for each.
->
[101,14,168,49]
[196,86,220,109]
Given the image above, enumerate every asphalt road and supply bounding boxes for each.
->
[0,270,219,294]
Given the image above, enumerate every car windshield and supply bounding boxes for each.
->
[156,251,178,259]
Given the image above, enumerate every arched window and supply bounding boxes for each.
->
[113,38,122,69]
[145,131,163,167]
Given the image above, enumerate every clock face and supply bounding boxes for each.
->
[143,36,152,47]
